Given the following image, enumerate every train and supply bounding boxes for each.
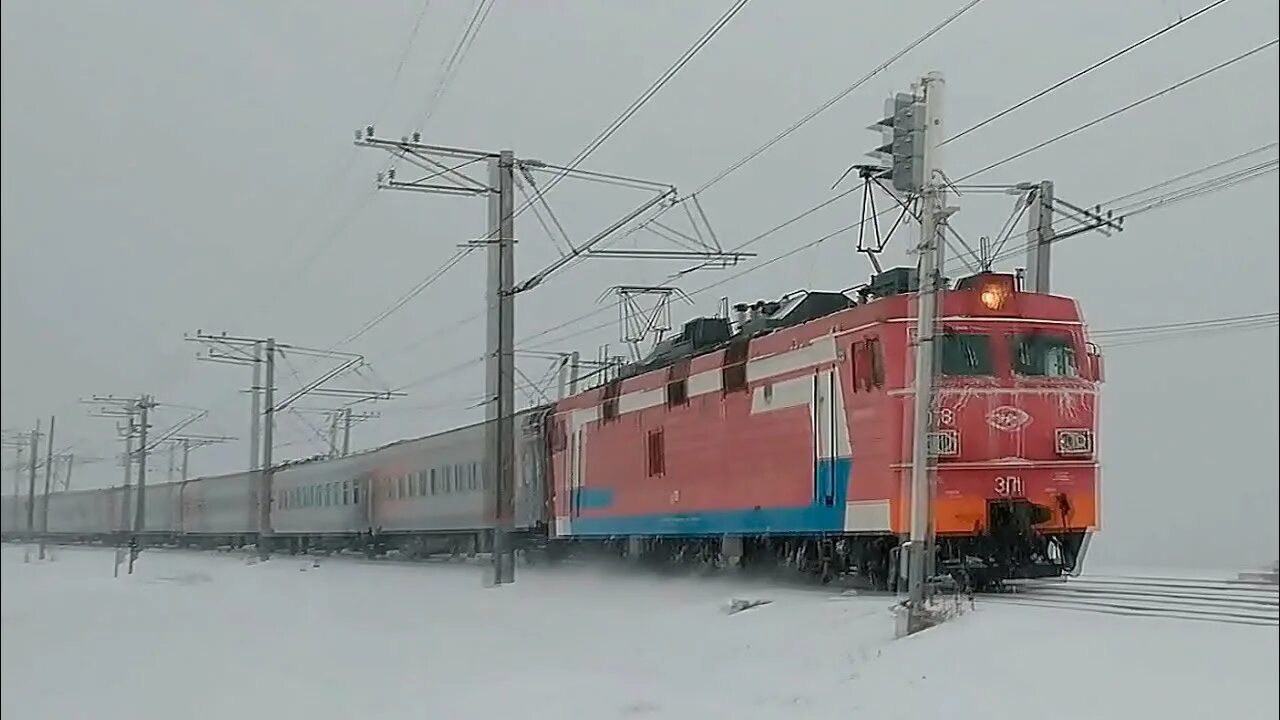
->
[2,266,1102,589]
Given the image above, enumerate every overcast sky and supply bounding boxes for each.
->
[2,0,1277,568]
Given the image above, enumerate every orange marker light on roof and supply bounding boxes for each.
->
[980,282,1009,310]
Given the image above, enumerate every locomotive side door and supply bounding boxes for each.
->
[813,369,838,507]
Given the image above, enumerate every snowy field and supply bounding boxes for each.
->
[2,546,1275,720]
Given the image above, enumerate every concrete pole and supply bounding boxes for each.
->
[556,355,570,400]
[11,444,23,536]
[341,408,352,457]
[134,398,150,534]
[63,453,74,492]
[258,338,276,560]
[327,413,339,458]
[115,414,133,578]
[249,340,262,471]
[38,415,55,559]
[130,397,152,574]
[25,420,39,562]
[485,150,517,585]
[905,71,946,635]
[1025,180,1055,293]
[568,351,581,395]
[180,439,190,482]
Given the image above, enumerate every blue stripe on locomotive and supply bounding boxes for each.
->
[566,457,851,536]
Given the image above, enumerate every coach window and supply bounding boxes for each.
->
[939,332,994,376]
[430,468,438,495]
[1011,331,1078,377]
[342,481,351,505]
[400,475,409,499]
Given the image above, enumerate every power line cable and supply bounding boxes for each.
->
[693,0,986,195]
[501,5,1272,357]
[1099,141,1277,207]
[395,132,1280,395]
[361,20,1279,400]
[349,0,983,374]
[942,0,1231,146]
[979,156,1277,269]
[374,0,435,123]
[959,38,1278,180]
[337,0,752,352]
[335,248,475,347]
[417,0,494,128]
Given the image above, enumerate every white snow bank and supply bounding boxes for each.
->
[2,546,1275,720]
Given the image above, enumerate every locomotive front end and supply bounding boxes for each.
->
[926,273,1101,586]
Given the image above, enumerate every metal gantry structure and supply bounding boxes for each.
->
[353,127,753,586]
[186,332,403,559]
[82,395,157,574]
[1,431,32,539]
[290,407,377,459]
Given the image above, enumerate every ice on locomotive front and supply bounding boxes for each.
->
[910,270,1102,586]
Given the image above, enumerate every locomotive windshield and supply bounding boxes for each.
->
[939,332,994,376]
[1011,331,1078,377]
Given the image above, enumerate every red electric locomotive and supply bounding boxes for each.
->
[546,267,1101,587]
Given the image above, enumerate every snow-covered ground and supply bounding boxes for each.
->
[2,546,1275,720]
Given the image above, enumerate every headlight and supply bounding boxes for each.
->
[1055,429,1093,456]
[980,284,1008,310]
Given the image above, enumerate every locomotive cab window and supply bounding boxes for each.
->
[852,338,885,390]
[939,332,994,376]
[1011,332,1078,377]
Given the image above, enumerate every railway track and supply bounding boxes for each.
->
[17,540,1280,629]
[989,573,1279,627]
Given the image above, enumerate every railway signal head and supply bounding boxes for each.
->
[867,92,925,194]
